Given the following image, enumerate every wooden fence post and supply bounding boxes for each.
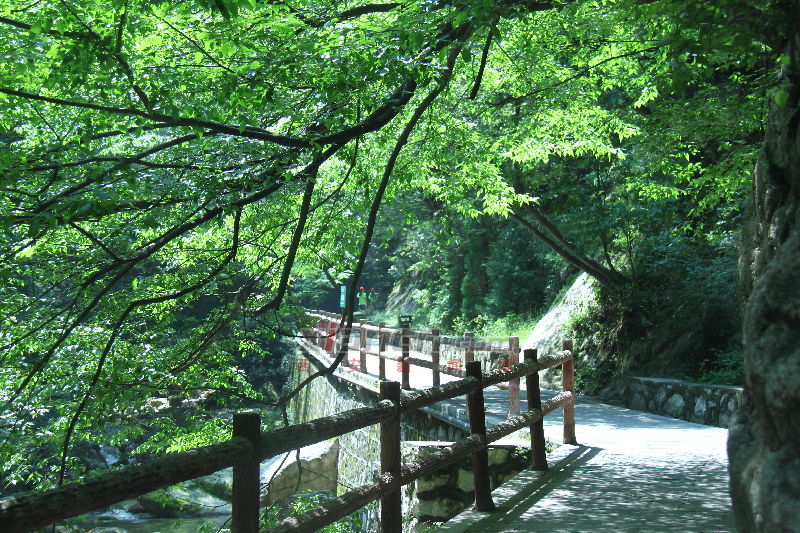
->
[466,361,495,511]
[380,381,402,533]
[508,336,520,417]
[359,319,368,373]
[524,349,548,470]
[232,412,261,533]
[378,322,387,380]
[464,332,474,364]
[400,324,410,390]
[562,339,577,444]
[431,328,441,387]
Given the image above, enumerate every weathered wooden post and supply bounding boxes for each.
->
[464,332,474,364]
[562,339,577,444]
[508,336,520,417]
[378,322,387,380]
[524,349,548,470]
[466,361,495,511]
[359,319,368,373]
[431,328,441,387]
[400,319,411,390]
[232,412,261,533]
[380,381,402,532]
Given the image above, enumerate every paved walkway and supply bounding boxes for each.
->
[313,334,736,532]
[437,392,735,532]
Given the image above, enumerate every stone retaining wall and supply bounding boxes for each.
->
[288,338,549,531]
[288,341,477,531]
[626,377,743,428]
[401,442,533,531]
[288,353,382,531]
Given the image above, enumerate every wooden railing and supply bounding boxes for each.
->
[305,310,526,416]
[0,317,576,533]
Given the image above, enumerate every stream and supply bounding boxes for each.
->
[68,442,286,532]
[74,508,230,533]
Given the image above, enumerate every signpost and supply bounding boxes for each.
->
[340,285,346,314]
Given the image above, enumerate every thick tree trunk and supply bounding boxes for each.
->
[510,209,628,289]
[729,25,800,533]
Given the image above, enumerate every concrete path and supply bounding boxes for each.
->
[437,392,736,532]
[322,335,736,532]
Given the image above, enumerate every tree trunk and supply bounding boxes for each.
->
[510,209,628,289]
[729,25,800,533]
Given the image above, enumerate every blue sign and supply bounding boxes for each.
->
[339,285,346,308]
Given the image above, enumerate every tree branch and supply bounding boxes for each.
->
[469,24,495,100]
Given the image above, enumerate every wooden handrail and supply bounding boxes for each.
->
[258,401,395,461]
[1,310,577,533]
[269,392,575,533]
[0,437,255,533]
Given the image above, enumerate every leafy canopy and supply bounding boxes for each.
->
[0,0,784,490]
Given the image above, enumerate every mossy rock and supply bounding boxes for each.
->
[137,486,230,518]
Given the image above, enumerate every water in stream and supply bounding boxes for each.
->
[73,506,230,532]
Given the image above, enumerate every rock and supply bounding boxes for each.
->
[693,396,707,422]
[629,391,647,411]
[144,397,170,411]
[123,501,146,514]
[456,469,473,493]
[189,468,233,502]
[729,28,800,533]
[523,273,598,388]
[416,472,450,493]
[87,528,128,533]
[263,439,339,505]
[136,486,230,518]
[98,444,121,467]
[71,441,108,471]
[654,387,667,407]
[663,393,685,419]
[413,497,465,520]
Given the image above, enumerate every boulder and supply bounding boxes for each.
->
[136,486,230,518]
[263,439,339,505]
[189,468,233,502]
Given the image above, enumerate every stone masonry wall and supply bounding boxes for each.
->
[289,354,382,531]
[626,377,743,428]
[401,442,533,531]
[288,336,548,532]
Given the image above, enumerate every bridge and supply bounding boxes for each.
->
[0,310,735,532]
[299,311,735,532]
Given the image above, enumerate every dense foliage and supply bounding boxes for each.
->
[0,0,789,496]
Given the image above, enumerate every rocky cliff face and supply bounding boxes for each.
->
[729,28,800,532]
[523,272,597,388]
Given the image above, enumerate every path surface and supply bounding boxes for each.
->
[316,334,736,532]
[438,392,735,532]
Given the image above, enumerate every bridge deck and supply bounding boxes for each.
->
[329,336,735,532]
[438,394,734,532]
